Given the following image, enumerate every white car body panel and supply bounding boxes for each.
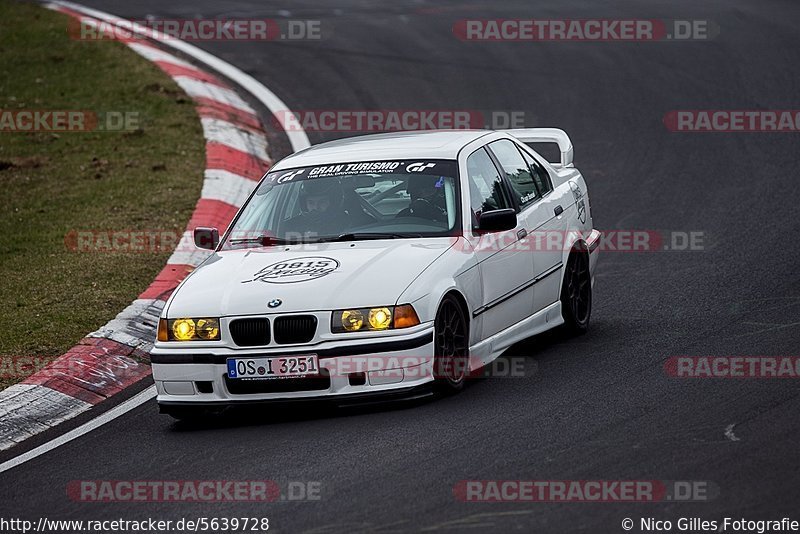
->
[152,129,599,408]
[165,238,455,318]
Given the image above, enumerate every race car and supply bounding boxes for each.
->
[152,129,600,418]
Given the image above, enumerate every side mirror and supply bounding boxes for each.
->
[477,208,517,233]
[194,227,219,250]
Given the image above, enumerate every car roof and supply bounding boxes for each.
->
[270,130,495,170]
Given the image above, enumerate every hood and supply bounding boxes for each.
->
[166,238,455,317]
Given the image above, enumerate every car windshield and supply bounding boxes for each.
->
[223,159,460,248]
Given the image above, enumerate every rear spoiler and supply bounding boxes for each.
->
[501,128,574,168]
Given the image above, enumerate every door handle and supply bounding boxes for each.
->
[554,205,564,216]
[517,228,527,239]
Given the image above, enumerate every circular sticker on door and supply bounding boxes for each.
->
[243,257,340,284]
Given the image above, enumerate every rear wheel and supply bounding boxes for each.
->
[560,248,592,335]
[433,295,469,393]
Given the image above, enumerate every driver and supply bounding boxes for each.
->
[290,178,350,237]
[396,176,447,222]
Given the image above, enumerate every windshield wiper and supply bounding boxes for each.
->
[326,232,423,242]
[229,235,297,246]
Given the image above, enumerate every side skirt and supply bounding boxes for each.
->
[468,301,563,371]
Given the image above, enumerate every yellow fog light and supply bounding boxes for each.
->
[195,318,220,340]
[172,318,196,341]
[341,309,364,332]
[368,307,392,330]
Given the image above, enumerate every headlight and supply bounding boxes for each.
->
[368,307,392,330]
[332,304,420,333]
[157,317,221,341]
[341,309,364,332]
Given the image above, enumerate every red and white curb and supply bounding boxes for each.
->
[0,2,309,452]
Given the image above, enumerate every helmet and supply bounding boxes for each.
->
[299,178,344,213]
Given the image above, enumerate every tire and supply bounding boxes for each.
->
[560,247,592,335]
[433,294,470,393]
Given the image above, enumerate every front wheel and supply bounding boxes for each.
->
[560,248,592,335]
[433,295,469,393]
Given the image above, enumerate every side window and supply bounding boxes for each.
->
[466,148,510,223]
[489,139,539,208]
[521,148,553,196]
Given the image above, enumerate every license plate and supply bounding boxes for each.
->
[227,355,319,380]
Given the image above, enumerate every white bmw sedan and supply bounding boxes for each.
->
[152,129,600,418]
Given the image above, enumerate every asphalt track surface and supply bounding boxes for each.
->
[3,1,800,532]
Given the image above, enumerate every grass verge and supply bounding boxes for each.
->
[0,0,205,388]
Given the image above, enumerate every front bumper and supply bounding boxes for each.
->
[151,328,435,406]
